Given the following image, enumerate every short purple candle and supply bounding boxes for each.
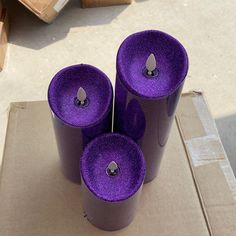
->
[114,30,189,183]
[48,64,113,183]
[80,133,145,231]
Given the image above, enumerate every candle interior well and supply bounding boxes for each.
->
[117,30,189,98]
[48,64,113,127]
[81,133,146,202]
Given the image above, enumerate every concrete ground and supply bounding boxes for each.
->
[1,0,236,173]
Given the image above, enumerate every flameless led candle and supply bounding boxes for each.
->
[80,133,146,231]
[114,30,189,183]
[48,64,113,183]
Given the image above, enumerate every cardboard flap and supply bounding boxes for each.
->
[176,91,236,236]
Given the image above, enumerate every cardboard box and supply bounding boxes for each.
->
[176,91,236,236]
[0,8,8,71]
[0,92,235,235]
[19,0,69,23]
[81,0,132,8]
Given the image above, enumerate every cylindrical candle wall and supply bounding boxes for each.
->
[80,133,145,231]
[114,30,189,183]
[48,64,113,183]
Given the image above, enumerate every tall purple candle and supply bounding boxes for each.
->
[80,133,145,231]
[48,64,113,183]
[114,30,189,183]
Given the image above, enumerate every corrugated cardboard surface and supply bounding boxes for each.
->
[0,93,235,235]
[81,0,131,8]
[19,0,69,23]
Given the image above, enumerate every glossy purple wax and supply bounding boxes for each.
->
[115,30,189,183]
[48,64,113,183]
[80,133,145,230]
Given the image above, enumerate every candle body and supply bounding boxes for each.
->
[48,64,113,183]
[51,109,112,183]
[82,179,142,231]
[114,30,188,183]
[115,78,183,183]
[80,133,145,231]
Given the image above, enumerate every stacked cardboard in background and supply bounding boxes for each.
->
[0,1,9,71]
[18,0,69,23]
[0,0,133,70]
[18,0,132,23]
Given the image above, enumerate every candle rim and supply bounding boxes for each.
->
[117,30,189,100]
[80,133,146,202]
[48,64,113,128]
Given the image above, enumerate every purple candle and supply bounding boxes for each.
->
[80,133,145,231]
[48,64,113,183]
[114,30,189,183]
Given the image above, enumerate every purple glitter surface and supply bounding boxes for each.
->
[48,64,113,127]
[80,133,146,202]
[117,30,188,99]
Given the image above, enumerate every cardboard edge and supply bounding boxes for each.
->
[18,0,42,15]
[1,8,9,37]
[0,103,21,189]
[0,8,9,71]
[175,113,213,236]
[181,90,203,97]
[176,90,236,235]
[18,0,54,23]
[38,1,61,23]
[18,0,55,15]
